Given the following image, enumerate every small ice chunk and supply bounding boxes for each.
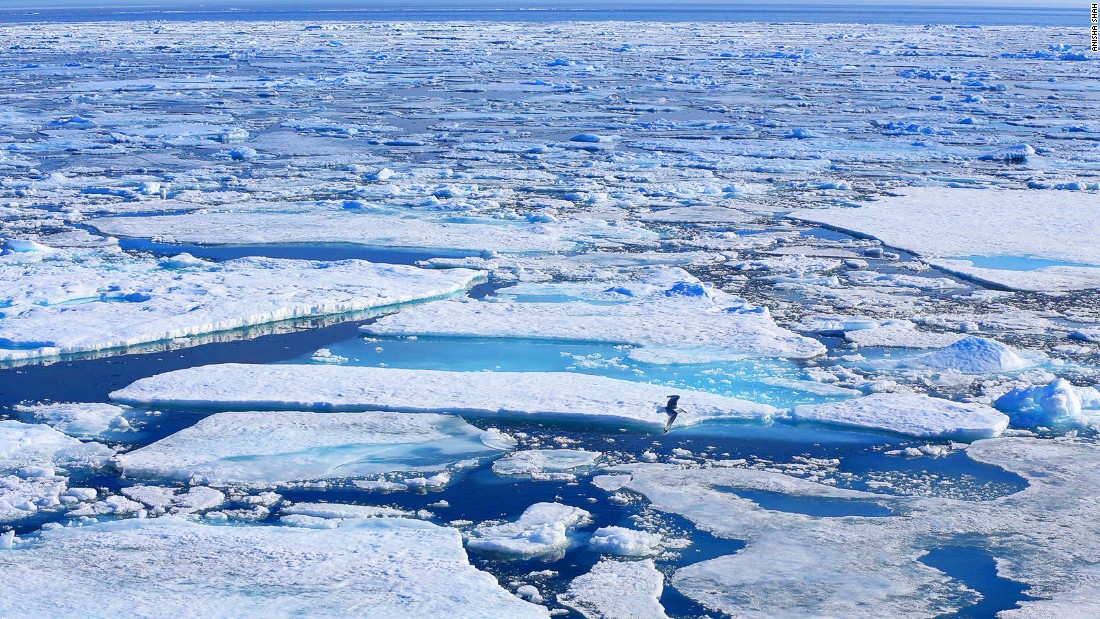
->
[493,449,602,480]
[900,337,1029,373]
[467,502,591,558]
[588,526,663,557]
[994,379,1100,428]
[560,559,669,619]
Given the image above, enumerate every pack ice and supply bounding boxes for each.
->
[0,517,548,618]
[466,502,591,558]
[0,247,483,363]
[115,411,513,485]
[109,364,779,428]
[793,393,1010,439]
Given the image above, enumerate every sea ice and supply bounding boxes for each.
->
[789,188,1100,292]
[115,411,512,485]
[793,393,1009,439]
[110,364,779,429]
[0,516,548,618]
[466,502,592,558]
[993,379,1100,428]
[492,449,603,480]
[588,526,663,557]
[365,268,824,363]
[898,336,1030,373]
[16,403,133,439]
[560,559,669,619]
[0,247,483,363]
[0,421,114,471]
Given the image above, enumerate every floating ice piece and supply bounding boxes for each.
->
[2,239,53,254]
[492,449,603,480]
[588,526,663,557]
[309,348,348,365]
[793,393,1009,439]
[121,485,225,515]
[0,421,114,472]
[114,411,511,486]
[569,133,608,143]
[0,250,482,363]
[993,379,1100,428]
[790,188,1100,291]
[978,143,1035,162]
[365,271,824,363]
[0,517,548,618]
[844,320,964,348]
[87,211,618,254]
[110,365,779,429]
[282,502,414,520]
[899,337,1029,373]
[467,502,591,558]
[16,403,132,439]
[560,559,669,619]
[1,473,68,523]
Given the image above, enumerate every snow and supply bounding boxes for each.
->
[110,364,779,429]
[792,393,1009,439]
[560,559,669,619]
[492,449,603,480]
[993,379,1100,428]
[121,485,226,516]
[0,516,548,618]
[365,268,825,363]
[115,411,512,486]
[1,471,68,523]
[0,248,483,363]
[588,526,663,557]
[282,502,414,520]
[467,502,592,558]
[789,188,1100,292]
[899,336,1030,373]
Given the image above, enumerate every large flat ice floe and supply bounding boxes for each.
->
[613,437,1100,618]
[0,516,548,618]
[792,393,1010,439]
[110,364,779,428]
[115,411,513,485]
[789,188,1100,292]
[365,268,825,363]
[88,211,654,254]
[560,559,669,619]
[0,247,483,363]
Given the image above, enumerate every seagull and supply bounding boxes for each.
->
[662,394,680,433]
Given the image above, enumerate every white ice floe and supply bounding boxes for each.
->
[110,364,779,429]
[365,268,824,363]
[0,247,483,363]
[898,336,1029,373]
[0,421,114,471]
[844,320,964,349]
[560,559,669,619]
[588,526,663,557]
[114,411,512,486]
[120,485,226,516]
[0,516,548,618]
[1,471,68,523]
[88,210,654,254]
[466,502,592,558]
[16,403,132,438]
[792,393,1009,439]
[492,449,603,480]
[789,188,1100,291]
[282,502,414,520]
[993,379,1100,428]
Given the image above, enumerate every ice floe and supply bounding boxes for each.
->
[466,502,592,559]
[0,421,114,471]
[898,336,1031,373]
[0,516,548,618]
[365,268,825,363]
[15,403,133,439]
[588,526,663,557]
[994,379,1100,428]
[110,364,779,429]
[790,188,1100,292]
[492,449,603,481]
[115,411,512,486]
[560,559,669,619]
[793,393,1009,439]
[0,248,483,363]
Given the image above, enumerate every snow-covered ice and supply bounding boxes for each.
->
[492,449,603,481]
[588,526,663,557]
[994,379,1100,428]
[899,336,1031,373]
[0,420,114,471]
[467,502,592,558]
[793,393,1010,439]
[115,411,512,485]
[0,516,548,618]
[15,403,133,439]
[110,364,779,428]
[0,248,483,363]
[560,559,669,619]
